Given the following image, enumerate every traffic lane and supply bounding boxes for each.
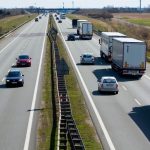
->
[0,16,48,149]
[65,40,150,150]
[56,20,150,149]
[0,17,47,83]
[0,19,35,51]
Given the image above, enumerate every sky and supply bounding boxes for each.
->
[0,0,150,8]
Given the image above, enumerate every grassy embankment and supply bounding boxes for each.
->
[67,14,150,58]
[0,14,37,36]
[56,36,102,150]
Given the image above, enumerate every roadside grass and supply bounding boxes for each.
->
[127,18,150,26]
[37,36,54,149]
[56,36,102,150]
[67,14,111,32]
[0,14,37,35]
[67,14,150,52]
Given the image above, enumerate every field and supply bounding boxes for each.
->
[113,13,150,26]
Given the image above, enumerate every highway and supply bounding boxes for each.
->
[55,16,150,150]
[0,15,48,150]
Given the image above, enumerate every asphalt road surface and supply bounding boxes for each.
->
[55,16,150,150]
[0,15,48,150]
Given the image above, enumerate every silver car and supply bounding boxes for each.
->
[80,53,95,64]
[98,76,118,94]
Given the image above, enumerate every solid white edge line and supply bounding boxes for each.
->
[144,74,150,80]
[0,21,34,55]
[122,85,127,91]
[23,16,49,150]
[134,98,142,106]
[54,15,116,150]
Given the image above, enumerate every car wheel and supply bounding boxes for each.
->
[116,91,118,94]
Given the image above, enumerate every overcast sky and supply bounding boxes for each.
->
[0,0,150,8]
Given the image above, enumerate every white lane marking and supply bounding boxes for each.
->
[134,98,142,106]
[0,22,34,55]
[55,16,116,150]
[5,33,12,37]
[12,63,15,67]
[144,74,150,80]
[122,85,127,91]
[23,17,49,150]
[2,78,5,82]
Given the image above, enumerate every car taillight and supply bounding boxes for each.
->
[116,84,118,88]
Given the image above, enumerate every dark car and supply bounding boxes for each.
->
[16,55,31,67]
[67,34,75,41]
[58,19,62,23]
[56,17,59,20]
[5,69,24,87]
[35,18,38,22]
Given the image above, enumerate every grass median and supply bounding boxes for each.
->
[56,36,102,150]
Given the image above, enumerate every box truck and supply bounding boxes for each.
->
[77,20,87,35]
[60,13,66,19]
[79,22,93,40]
[99,32,126,62]
[111,37,146,76]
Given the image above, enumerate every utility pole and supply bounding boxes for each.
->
[72,1,74,8]
[140,0,142,13]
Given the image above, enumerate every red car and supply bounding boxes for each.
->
[16,55,31,67]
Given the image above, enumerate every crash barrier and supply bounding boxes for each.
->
[53,42,85,150]
[47,22,85,149]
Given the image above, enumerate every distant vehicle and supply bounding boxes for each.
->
[39,16,42,19]
[58,19,62,23]
[79,22,93,40]
[80,53,95,64]
[35,18,38,22]
[67,34,75,41]
[111,37,146,76]
[99,32,126,62]
[72,19,78,28]
[98,76,118,94]
[5,69,24,87]
[60,13,66,19]
[16,55,31,67]
[56,17,59,20]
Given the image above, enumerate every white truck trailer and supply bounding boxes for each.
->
[111,37,146,76]
[79,22,93,40]
[60,13,66,19]
[77,20,87,35]
[99,32,126,62]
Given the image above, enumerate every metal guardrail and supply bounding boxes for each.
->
[53,40,85,150]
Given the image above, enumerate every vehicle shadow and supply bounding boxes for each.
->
[0,84,7,88]
[92,90,116,96]
[93,68,140,82]
[94,57,110,66]
[129,105,150,141]
[11,65,29,68]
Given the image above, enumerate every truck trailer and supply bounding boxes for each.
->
[79,22,93,40]
[99,32,126,62]
[77,20,87,35]
[111,37,146,76]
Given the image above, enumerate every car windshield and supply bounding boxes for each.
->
[7,71,21,77]
[19,55,29,59]
[103,79,116,83]
[83,54,92,58]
